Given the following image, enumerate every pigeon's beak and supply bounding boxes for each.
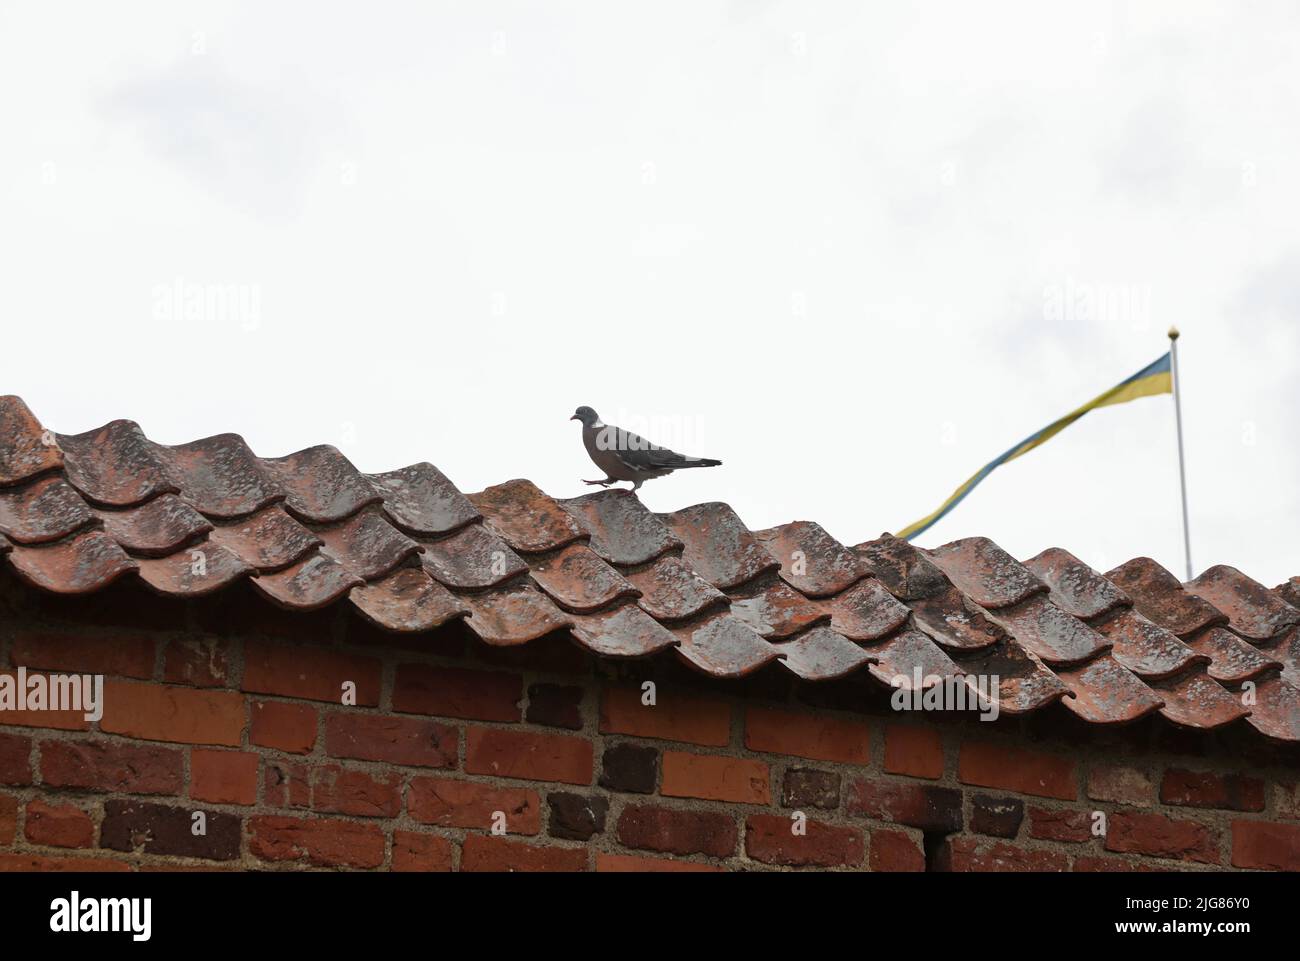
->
[569,415,579,421]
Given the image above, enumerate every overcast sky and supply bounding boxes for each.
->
[3,1,1296,587]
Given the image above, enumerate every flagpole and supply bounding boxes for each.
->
[1168,326,1192,580]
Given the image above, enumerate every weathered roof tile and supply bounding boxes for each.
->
[1024,547,1130,621]
[559,490,681,566]
[1185,565,1300,642]
[927,537,1046,609]
[658,502,778,590]
[0,396,63,486]
[752,521,871,597]
[469,479,584,554]
[1105,557,1227,637]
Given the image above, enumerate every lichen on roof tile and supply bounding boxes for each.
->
[0,395,64,487]
[137,541,252,596]
[926,536,1046,609]
[94,494,213,557]
[1105,557,1227,637]
[1024,547,1130,621]
[367,462,479,536]
[56,419,174,507]
[751,520,871,597]
[7,529,138,593]
[987,593,1111,666]
[0,475,96,544]
[468,479,584,553]
[774,626,875,681]
[623,554,727,621]
[1185,565,1300,642]
[727,580,831,640]
[207,505,322,573]
[821,577,911,642]
[261,445,382,524]
[527,542,640,613]
[568,603,678,657]
[854,533,950,601]
[349,567,468,633]
[316,509,422,581]
[1182,626,1283,684]
[559,489,682,567]
[657,502,778,590]
[159,434,283,519]
[419,522,528,589]
[670,611,780,678]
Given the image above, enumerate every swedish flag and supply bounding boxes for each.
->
[897,353,1173,541]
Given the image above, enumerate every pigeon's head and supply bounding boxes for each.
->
[570,406,601,427]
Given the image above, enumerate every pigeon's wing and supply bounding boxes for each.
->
[606,426,718,471]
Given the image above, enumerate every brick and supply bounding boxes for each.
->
[242,641,381,706]
[548,793,608,841]
[1274,780,1300,820]
[0,854,130,872]
[12,629,154,679]
[162,636,229,687]
[40,739,183,795]
[264,761,310,809]
[0,733,32,785]
[190,749,259,806]
[938,836,1068,872]
[394,664,521,722]
[250,700,318,754]
[870,828,925,871]
[970,794,1023,838]
[0,670,90,730]
[24,799,94,848]
[324,713,457,769]
[249,815,385,869]
[101,800,241,861]
[1231,821,1300,871]
[407,777,540,834]
[1104,812,1219,864]
[958,741,1076,800]
[599,685,731,746]
[883,724,944,779]
[392,831,453,872]
[598,743,657,794]
[99,680,244,746]
[460,834,588,872]
[0,793,15,845]
[465,727,592,785]
[617,804,737,858]
[661,752,770,804]
[744,706,869,764]
[1086,763,1154,807]
[1161,768,1265,812]
[846,778,962,833]
[1028,807,1093,843]
[746,813,864,867]
[596,853,723,872]
[525,683,583,729]
[782,767,841,810]
[311,764,402,818]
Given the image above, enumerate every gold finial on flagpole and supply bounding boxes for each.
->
[1168,325,1180,341]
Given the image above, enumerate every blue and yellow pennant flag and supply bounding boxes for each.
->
[897,353,1173,541]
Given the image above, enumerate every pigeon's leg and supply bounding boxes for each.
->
[626,479,643,495]
[583,477,618,487]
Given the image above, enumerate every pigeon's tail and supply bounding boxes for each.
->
[680,457,722,468]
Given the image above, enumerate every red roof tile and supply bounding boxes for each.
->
[4,394,1299,742]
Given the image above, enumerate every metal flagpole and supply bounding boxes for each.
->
[1168,326,1192,580]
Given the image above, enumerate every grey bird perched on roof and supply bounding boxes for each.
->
[570,406,721,493]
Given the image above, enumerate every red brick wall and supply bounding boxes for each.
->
[1,574,1298,872]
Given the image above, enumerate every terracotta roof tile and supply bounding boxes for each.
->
[908,587,1005,652]
[252,551,364,610]
[93,494,212,557]
[4,395,1299,742]
[136,542,253,597]
[1056,654,1164,725]
[527,542,640,613]
[751,521,871,597]
[727,580,831,640]
[854,534,949,601]
[1090,609,1205,679]
[1185,565,1300,642]
[1182,627,1283,684]
[820,577,911,642]
[419,523,528,589]
[623,554,727,622]
[315,509,422,581]
[1105,557,1227,637]
[658,502,779,590]
[55,420,175,506]
[207,505,321,573]
[774,626,875,681]
[262,445,382,523]
[987,594,1111,665]
[0,396,63,486]
[8,529,137,593]
[350,567,469,633]
[568,603,677,658]
[468,479,583,554]
[0,475,96,544]
[366,462,478,536]
[1150,669,1250,731]
[1024,547,1131,621]
[927,536,1047,609]
[559,490,681,566]
[459,580,571,646]
[671,612,780,678]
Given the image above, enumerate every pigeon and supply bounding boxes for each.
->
[570,406,722,492]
